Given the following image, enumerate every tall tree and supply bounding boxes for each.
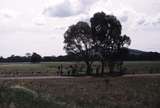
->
[64,21,94,75]
[90,12,131,74]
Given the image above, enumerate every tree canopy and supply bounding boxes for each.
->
[30,53,42,63]
[64,12,131,75]
[90,12,131,74]
[64,21,94,74]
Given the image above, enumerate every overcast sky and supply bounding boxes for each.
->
[0,0,160,57]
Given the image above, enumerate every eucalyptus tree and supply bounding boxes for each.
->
[90,12,131,74]
[64,21,94,75]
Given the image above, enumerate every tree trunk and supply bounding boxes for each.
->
[85,62,91,75]
[101,60,105,76]
[108,61,115,73]
[119,60,123,73]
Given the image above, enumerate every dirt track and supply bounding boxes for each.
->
[123,73,160,77]
[0,73,160,80]
[0,76,76,80]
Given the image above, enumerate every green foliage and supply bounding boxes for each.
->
[64,21,93,56]
[64,21,94,75]
[31,53,42,63]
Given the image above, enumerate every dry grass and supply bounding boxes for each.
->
[1,76,160,108]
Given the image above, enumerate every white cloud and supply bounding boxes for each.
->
[33,15,47,26]
[152,13,160,26]
[43,0,81,17]
[43,0,97,17]
[0,9,19,22]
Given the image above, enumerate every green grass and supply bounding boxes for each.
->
[124,61,160,74]
[0,62,58,76]
[0,61,160,76]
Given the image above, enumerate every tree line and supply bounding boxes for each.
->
[0,51,160,63]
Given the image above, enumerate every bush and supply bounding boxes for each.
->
[30,53,42,63]
[0,85,65,108]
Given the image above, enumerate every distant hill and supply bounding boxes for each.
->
[127,48,160,61]
[129,49,146,55]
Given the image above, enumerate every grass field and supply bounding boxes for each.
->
[0,61,160,76]
[124,61,160,74]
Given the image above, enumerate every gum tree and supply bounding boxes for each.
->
[90,12,131,74]
[64,21,94,75]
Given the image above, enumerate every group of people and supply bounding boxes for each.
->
[56,64,102,76]
[57,64,82,76]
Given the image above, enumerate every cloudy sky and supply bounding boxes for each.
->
[0,0,160,57]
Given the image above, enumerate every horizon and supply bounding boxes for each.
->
[1,48,160,58]
[0,0,160,57]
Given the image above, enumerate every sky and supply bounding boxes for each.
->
[0,0,160,57]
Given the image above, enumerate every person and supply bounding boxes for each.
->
[67,65,72,76]
[71,65,75,76]
[60,64,63,75]
[73,64,78,75]
[79,64,83,72]
[57,66,61,75]
[96,65,100,76]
